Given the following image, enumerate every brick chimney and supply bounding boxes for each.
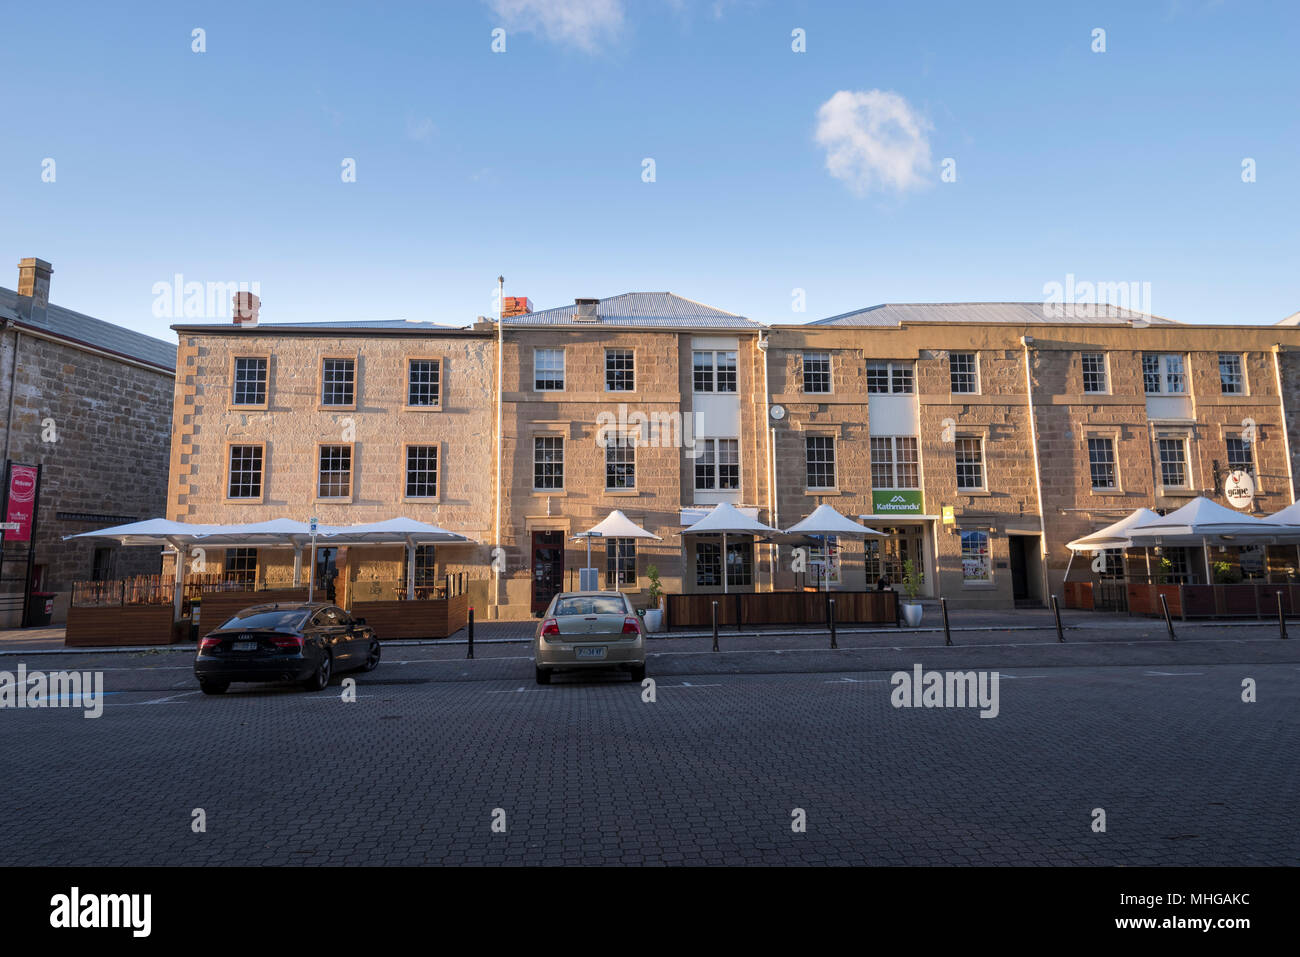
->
[16,258,52,323]
[502,296,532,318]
[232,291,260,326]
[573,298,599,322]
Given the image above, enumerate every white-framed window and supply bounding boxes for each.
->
[1226,435,1254,475]
[317,445,352,499]
[606,538,637,585]
[534,348,565,391]
[404,445,439,498]
[407,359,441,407]
[870,436,919,489]
[955,436,985,490]
[805,436,836,489]
[321,358,355,406]
[1087,436,1117,490]
[232,357,268,406]
[802,352,832,393]
[949,352,979,394]
[605,349,634,392]
[1143,353,1186,395]
[1218,353,1245,395]
[693,350,737,393]
[1096,547,1125,580]
[1081,353,1109,394]
[227,445,264,499]
[694,438,739,490]
[534,436,564,489]
[1157,434,1189,488]
[961,530,992,584]
[866,361,914,394]
[605,432,636,490]
[694,539,752,588]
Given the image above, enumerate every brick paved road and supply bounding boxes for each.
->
[0,634,1295,865]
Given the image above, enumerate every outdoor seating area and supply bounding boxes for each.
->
[1062,498,1300,619]
[62,517,481,646]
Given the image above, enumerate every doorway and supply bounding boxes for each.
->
[531,531,565,615]
[1008,535,1042,606]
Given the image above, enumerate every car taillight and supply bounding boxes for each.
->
[199,637,220,651]
[622,617,640,634]
[271,634,304,650]
[541,619,560,637]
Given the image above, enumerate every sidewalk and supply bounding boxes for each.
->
[1,606,1293,655]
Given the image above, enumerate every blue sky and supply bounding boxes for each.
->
[2,0,1298,339]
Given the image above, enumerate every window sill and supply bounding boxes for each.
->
[604,489,640,497]
[959,489,992,497]
[403,497,441,504]
[314,497,355,505]
[317,405,357,413]
[401,405,443,413]
[806,488,841,495]
[532,489,567,497]
[228,404,269,412]
[224,497,265,504]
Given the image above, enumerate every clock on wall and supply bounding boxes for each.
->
[770,404,786,421]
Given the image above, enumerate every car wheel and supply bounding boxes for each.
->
[360,641,381,673]
[535,666,552,685]
[302,653,332,692]
[199,679,229,695]
[628,664,646,682]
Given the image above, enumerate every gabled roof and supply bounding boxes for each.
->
[503,292,760,329]
[0,287,177,372]
[807,302,1179,328]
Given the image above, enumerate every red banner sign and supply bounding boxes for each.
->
[4,464,39,541]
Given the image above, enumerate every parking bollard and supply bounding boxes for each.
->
[1278,592,1288,640]
[711,601,719,652]
[941,596,953,646]
[1051,595,1065,643]
[829,598,837,649]
[1159,594,1176,641]
[467,606,475,659]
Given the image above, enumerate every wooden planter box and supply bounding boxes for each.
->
[66,605,175,647]
[1063,582,1094,610]
[194,589,309,633]
[350,594,469,640]
[665,591,896,629]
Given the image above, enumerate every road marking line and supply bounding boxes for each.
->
[1144,671,1205,676]
[120,691,203,705]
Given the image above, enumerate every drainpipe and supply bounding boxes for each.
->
[494,276,505,615]
[1272,345,1296,504]
[1021,336,1049,601]
[758,332,776,588]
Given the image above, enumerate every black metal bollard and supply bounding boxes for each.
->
[829,598,837,649]
[941,596,953,646]
[466,606,475,659]
[1051,594,1065,643]
[1158,593,1176,641]
[1278,592,1289,640]
[712,600,719,652]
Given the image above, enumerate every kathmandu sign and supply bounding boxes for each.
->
[872,490,923,515]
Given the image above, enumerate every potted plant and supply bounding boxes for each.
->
[1212,560,1241,584]
[643,564,665,633]
[900,559,924,627]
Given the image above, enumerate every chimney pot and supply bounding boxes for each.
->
[16,258,52,323]
[233,291,261,326]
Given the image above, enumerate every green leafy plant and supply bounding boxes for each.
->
[1212,560,1241,584]
[646,564,663,607]
[901,559,923,602]
[1156,556,1174,585]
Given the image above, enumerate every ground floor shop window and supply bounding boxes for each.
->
[808,536,840,586]
[961,531,991,584]
[224,548,257,585]
[694,539,753,588]
[606,538,637,586]
[1096,547,1124,580]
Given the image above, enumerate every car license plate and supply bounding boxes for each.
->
[576,646,606,659]
[232,641,257,651]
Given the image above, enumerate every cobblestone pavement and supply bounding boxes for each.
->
[0,627,1295,866]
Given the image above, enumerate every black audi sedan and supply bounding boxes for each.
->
[194,602,380,695]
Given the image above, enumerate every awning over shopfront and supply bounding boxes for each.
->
[680,503,779,594]
[1128,498,1300,546]
[573,510,662,542]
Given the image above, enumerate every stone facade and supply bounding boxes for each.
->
[169,298,1300,618]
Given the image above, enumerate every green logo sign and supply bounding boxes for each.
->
[872,490,923,514]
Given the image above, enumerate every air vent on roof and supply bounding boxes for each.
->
[572,298,600,322]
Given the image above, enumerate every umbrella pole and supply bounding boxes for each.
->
[1145,548,1152,584]
[1063,550,1074,583]
[1203,538,1213,585]
[723,532,728,595]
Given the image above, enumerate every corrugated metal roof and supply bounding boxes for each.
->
[807,302,1179,327]
[0,287,177,371]
[504,292,760,328]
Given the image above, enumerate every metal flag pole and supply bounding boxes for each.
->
[307,516,318,602]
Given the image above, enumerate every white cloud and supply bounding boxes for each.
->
[814,89,933,196]
[487,0,624,52]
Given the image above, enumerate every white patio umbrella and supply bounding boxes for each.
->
[572,510,661,570]
[1063,507,1163,581]
[1129,497,1300,583]
[783,504,885,591]
[680,502,779,594]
